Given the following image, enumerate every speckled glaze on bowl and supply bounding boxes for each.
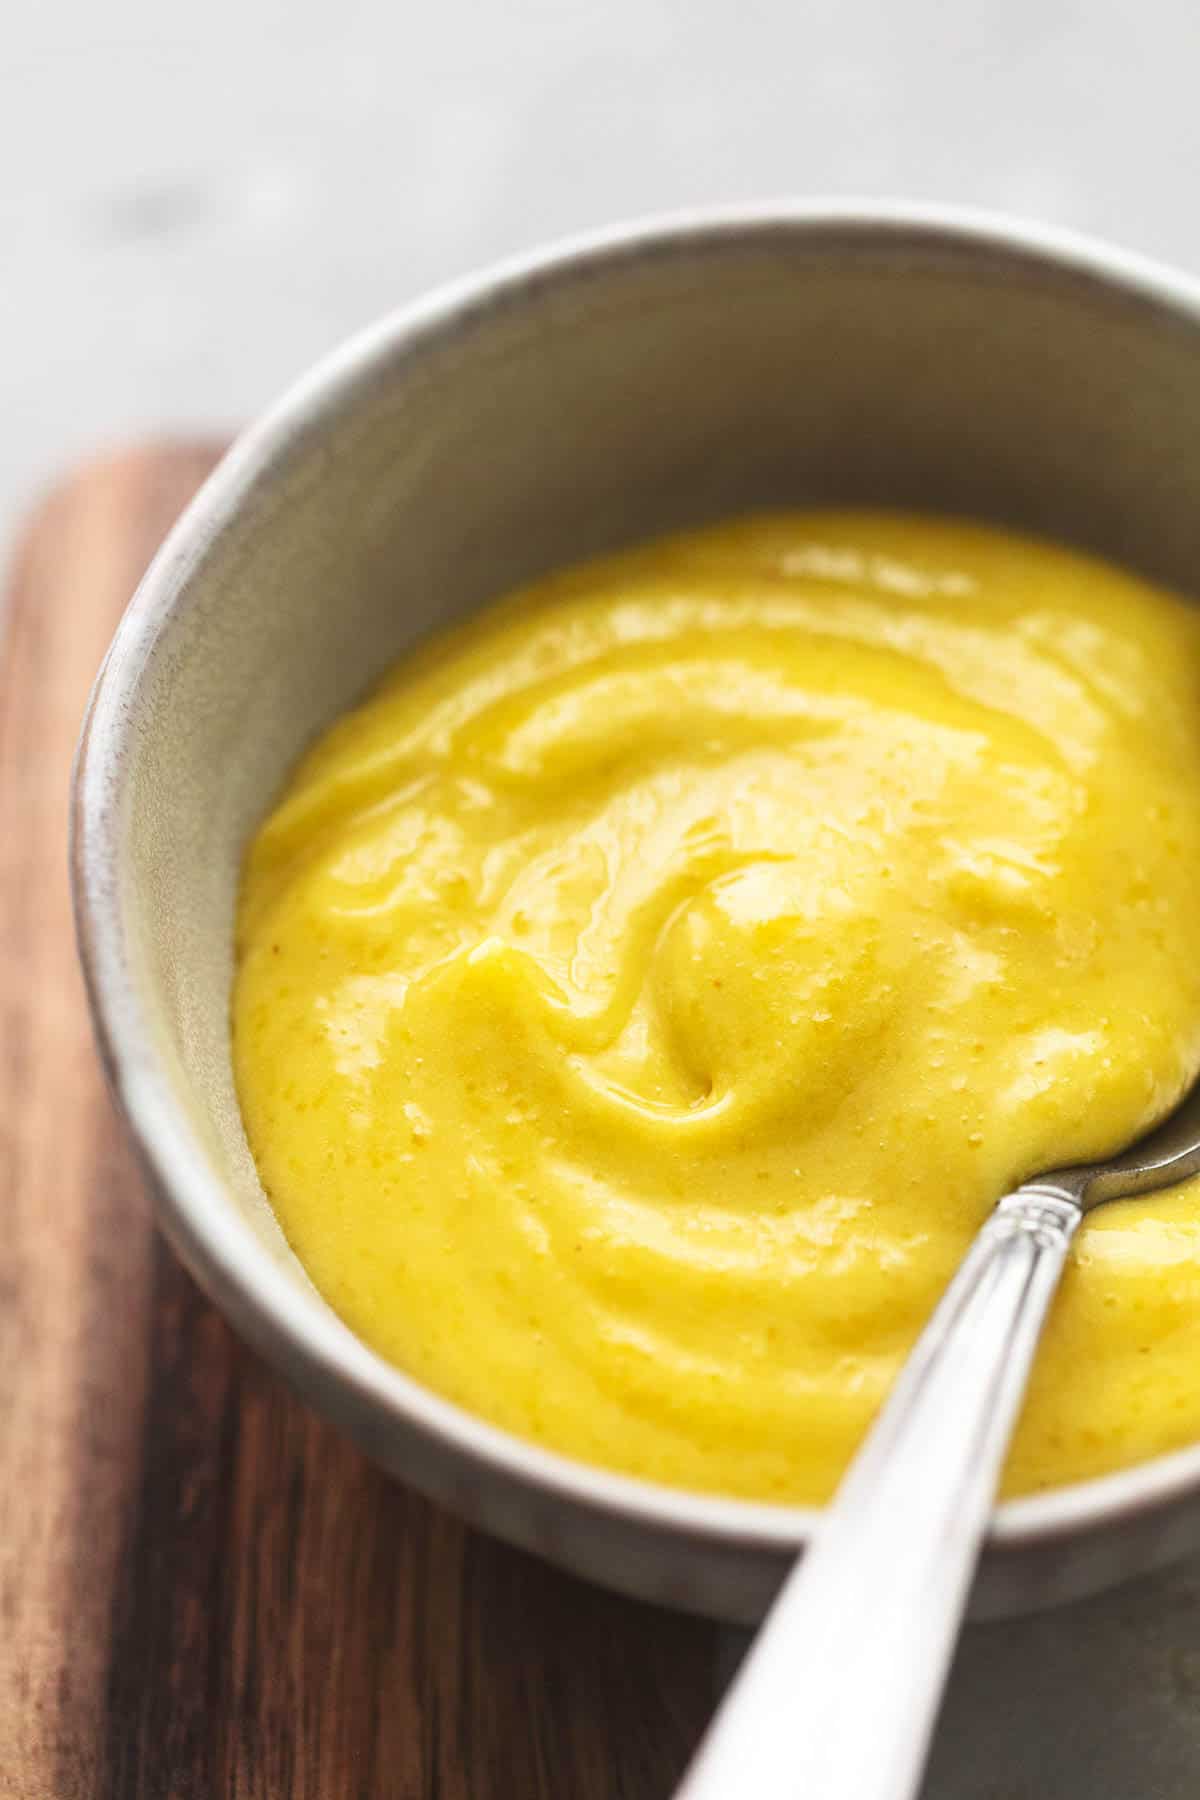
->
[72,204,1200,1623]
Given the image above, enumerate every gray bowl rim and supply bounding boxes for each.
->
[70,197,1200,1570]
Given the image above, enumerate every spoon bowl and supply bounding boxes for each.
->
[1066,1078,1200,1208]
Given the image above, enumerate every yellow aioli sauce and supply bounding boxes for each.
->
[234,513,1200,1503]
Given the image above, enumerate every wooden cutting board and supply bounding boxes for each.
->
[0,445,720,1799]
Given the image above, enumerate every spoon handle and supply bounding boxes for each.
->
[676,1184,1082,1800]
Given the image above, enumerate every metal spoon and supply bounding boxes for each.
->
[676,1079,1200,1800]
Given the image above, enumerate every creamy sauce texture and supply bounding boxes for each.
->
[234,513,1200,1500]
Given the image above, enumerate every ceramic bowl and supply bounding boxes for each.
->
[72,203,1200,1622]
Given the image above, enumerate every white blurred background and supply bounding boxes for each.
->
[4,0,1200,552]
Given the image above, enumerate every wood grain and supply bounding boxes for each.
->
[0,446,719,1799]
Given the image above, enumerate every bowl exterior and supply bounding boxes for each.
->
[72,203,1200,1621]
